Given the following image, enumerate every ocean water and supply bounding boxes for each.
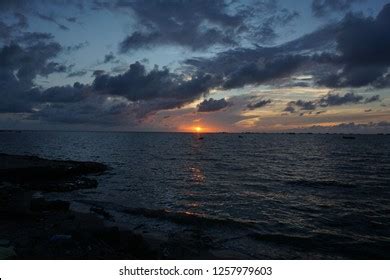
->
[1,131,390,259]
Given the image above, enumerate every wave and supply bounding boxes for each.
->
[122,207,258,229]
[249,232,390,259]
[77,199,257,229]
[286,179,357,189]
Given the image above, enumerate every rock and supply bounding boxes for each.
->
[0,153,107,193]
[0,246,17,259]
[90,207,113,220]
[0,153,107,181]
[0,239,10,246]
[50,235,72,242]
[0,186,33,217]
[28,178,99,192]
[30,198,70,212]
[92,227,121,245]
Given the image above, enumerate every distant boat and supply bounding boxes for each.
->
[342,135,356,139]
[198,137,204,140]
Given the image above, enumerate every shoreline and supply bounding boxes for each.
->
[0,153,242,260]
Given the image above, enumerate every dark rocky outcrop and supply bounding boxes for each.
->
[0,153,108,192]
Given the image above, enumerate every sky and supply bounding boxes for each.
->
[0,0,389,133]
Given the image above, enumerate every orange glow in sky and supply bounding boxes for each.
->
[178,124,219,133]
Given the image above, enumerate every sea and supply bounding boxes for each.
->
[1,131,389,259]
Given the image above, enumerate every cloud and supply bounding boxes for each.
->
[93,62,220,104]
[247,99,272,110]
[0,12,29,41]
[224,55,307,90]
[317,4,390,88]
[17,32,54,44]
[32,95,134,125]
[36,13,69,31]
[0,1,388,129]
[254,8,300,44]
[117,0,245,52]
[364,95,381,103]
[312,0,365,17]
[197,98,230,112]
[37,82,88,103]
[66,16,77,23]
[66,41,89,52]
[288,100,317,111]
[67,70,88,77]
[14,12,28,28]
[285,92,381,113]
[92,70,105,77]
[319,91,363,106]
[0,0,84,12]
[185,4,390,91]
[0,38,66,113]
[116,0,300,51]
[103,52,116,63]
[283,105,296,113]
[184,23,339,85]
[3,49,221,122]
[295,121,390,134]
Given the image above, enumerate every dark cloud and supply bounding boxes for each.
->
[92,70,105,77]
[14,12,28,28]
[312,0,364,17]
[364,95,381,103]
[18,32,54,44]
[66,17,77,23]
[184,24,339,83]
[37,82,88,103]
[288,100,317,111]
[118,0,245,52]
[104,52,116,63]
[66,41,89,52]
[0,59,221,123]
[296,121,390,133]
[115,0,300,51]
[185,4,390,90]
[247,99,272,110]
[198,98,230,112]
[254,9,300,44]
[319,91,363,106]
[32,95,133,125]
[0,20,13,41]
[0,12,29,41]
[283,105,296,113]
[223,55,307,90]
[0,0,84,12]
[36,13,69,31]
[0,40,65,113]
[93,62,220,107]
[285,92,381,113]
[317,4,390,88]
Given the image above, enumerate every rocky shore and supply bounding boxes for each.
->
[0,153,236,260]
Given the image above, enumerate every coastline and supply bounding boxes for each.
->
[0,153,243,260]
